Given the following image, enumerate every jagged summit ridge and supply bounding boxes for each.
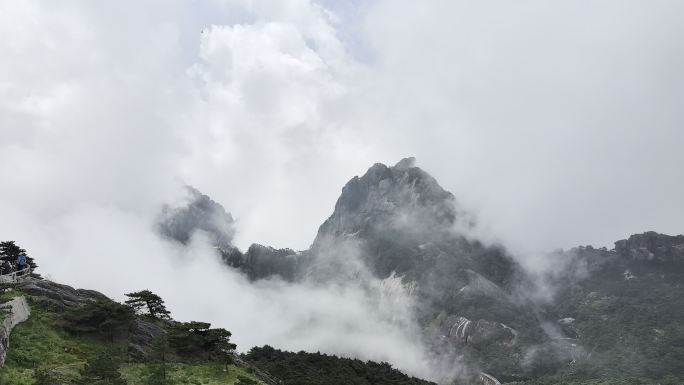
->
[314,157,458,247]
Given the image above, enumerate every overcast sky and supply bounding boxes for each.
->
[2,0,683,268]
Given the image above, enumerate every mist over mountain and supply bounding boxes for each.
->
[158,158,684,383]
[2,2,683,383]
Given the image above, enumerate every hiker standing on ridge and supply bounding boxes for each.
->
[17,254,26,274]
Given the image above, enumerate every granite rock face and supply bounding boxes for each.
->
[17,278,107,311]
[315,157,458,249]
[128,318,164,361]
[313,158,518,285]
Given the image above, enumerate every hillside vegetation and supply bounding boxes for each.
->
[244,346,436,385]
[0,285,264,385]
[0,284,441,384]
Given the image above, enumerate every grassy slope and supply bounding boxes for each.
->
[0,296,99,384]
[121,364,262,385]
[0,292,263,385]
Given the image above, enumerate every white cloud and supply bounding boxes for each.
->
[355,0,684,254]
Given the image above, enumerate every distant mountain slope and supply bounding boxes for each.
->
[526,232,684,383]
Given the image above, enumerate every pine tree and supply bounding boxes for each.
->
[0,240,37,268]
[168,321,236,362]
[204,327,237,362]
[0,241,25,260]
[77,350,127,385]
[63,299,135,343]
[168,321,211,358]
[125,290,171,320]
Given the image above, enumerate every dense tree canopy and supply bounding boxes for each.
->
[244,346,436,385]
[169,321,236,362]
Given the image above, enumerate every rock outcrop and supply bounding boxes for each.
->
[128,318,164,361]
[614,231,684,262]
[16,278,107,311]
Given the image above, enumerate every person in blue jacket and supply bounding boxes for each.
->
[17,254,26,270]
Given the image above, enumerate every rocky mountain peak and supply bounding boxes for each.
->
[314,158,458,245]
[157,186,236,248]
